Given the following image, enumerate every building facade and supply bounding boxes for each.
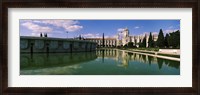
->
[117,28,158,47]
[85,28,158,47]
[85,38,117,47]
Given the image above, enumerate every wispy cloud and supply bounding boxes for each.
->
[164,29,179,34]
[168,26,173,29]
[34,20,83,32]
[22,20,83,32]
[152,32,158,35]
[63,25,83,32]
[117,28,125,32]
[136,32,158,37]
[21,22,53,33]
[134,26,140,29]
[82,33,111,38]
[31,32,39,36]
[82,33,101,38]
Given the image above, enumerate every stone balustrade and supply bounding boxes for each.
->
[20,36,97,53]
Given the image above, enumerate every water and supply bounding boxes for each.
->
[20,49,180,75]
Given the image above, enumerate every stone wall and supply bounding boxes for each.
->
[159,49,180,55]
[20,36,97,53]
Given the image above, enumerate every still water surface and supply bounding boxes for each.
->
[20,49,180,75]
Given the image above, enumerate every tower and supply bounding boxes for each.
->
[121,27,130,46]
[116,33,121,46]
[124,27,129,37]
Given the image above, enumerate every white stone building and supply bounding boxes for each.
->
[116,28,158,47]
[85,27,158,47]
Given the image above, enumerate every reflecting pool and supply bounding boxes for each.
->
[20,49,180,75]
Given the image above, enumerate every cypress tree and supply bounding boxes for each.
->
[40,33,42,37]
[102,33,105,47]
[175,30,180,48]
[142,35,146,47]
[168,32,174,48]
[139,39,142,47]
[148,32,153,48]
[164,33,170,48]
[157,29,165,48]
[134,39,137,46]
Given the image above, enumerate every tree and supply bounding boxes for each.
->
[123,44,128,48]
[134,39,137,46]
[164,33,170,48]
[139,39,142,47]
[142,35,147,47]
[157,29,165,48]
[168,30,180,48]
[102,33,105,47]
[148,32,154,48]
[168,32,175,48]
[174,30,180,48]
[40,33,42,37]
[127,42,134,48]
[79,35,81,40]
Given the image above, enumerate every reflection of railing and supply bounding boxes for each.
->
[20,52,97,70]
[96,49,180,69]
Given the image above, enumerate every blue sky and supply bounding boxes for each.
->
[20,20,180,38]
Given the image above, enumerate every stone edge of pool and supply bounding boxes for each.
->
[117,49,180,62]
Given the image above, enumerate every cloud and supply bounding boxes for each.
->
[152,32,158,35]
[82,33,101,38]
[33,20,42,23]
[31,32,39,36]
[117,28,125,32]
[21,22,53,33]
[63,25,83,32]
[82,33,110,38]
[134,26,140,29]
[168,26,173,29]
[33,20,83,32]
[164,29,179,34]
[112,35,118,38]
[137,32,158,37]
[104,36,109,38]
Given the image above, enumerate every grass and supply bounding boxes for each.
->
[127,49,155,54]
[132,47,159,51]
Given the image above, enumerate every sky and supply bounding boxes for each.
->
[20,20,180,38]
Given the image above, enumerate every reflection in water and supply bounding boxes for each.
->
[96,49,180,70]
[20,52,97,75]
[20,49,180,75]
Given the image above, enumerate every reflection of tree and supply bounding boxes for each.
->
[168,61,180,69]
[30,53,34,63]
[148,56,152,65]
[102,49,105,63]
[128,52,133,60]
[157,58,164,69]
[142,55,146,63]
[164,59,169,65]
[138,54,141,62]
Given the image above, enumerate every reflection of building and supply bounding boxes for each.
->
[85,28,158,47]
[20,36,97,53]
[96,49,159,68]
